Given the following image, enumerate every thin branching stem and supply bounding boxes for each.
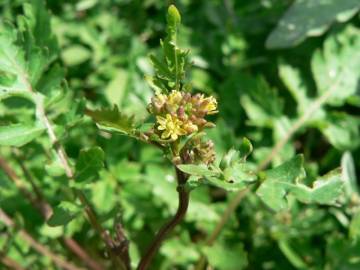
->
[137,168,189,270]
[15,65,129,269]
[0,156,105,270]
[0,209,82,270]
[0,255,26,270]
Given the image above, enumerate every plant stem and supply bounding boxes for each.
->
[0,255,26,270]
[12,43,128,268]
[137,168,189,270]
[257,76,341,171]
[0,156,105,270]
[35,99,128,270]
[0,209,82,270]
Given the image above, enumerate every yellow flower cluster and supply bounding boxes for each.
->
[148,90,218,141]
[156,114,186,140]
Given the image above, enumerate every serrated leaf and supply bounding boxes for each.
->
[0,25,31,98]
[257,155,343,211]
[266,0,360,49]
[75,147,105,182]
[311,25,360,105]
[147,5,189,93]
[47,201,81,227]
[0,0,60,102]
[0,124,45,147]
[290,168,343,204]
[86,106,136,135]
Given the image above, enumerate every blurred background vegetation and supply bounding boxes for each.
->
[0,0,360,269]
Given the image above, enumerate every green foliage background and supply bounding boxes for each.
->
[0,0,360,269]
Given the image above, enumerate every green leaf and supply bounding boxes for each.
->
[86,106,136,136]
[204,176,248,192]
[146,5,189,93]
[61,45,91,66]
[240,75,283,127]
[239,137,253,161]
[203,242,248,270]
[22,0,58,60]
[349,212,360,241]
[75,147,105,182]
[311,25,360,105]
[278,239,308,269]
[256,155,305,211]
[0,0,60,102]
[219,149,239,170]
[279,63,325,120]
[47,201,81,227]
[341,152,358,197]
[104,69,128,106]
[257,155,343,211]
[0,25,31,99]
[0,124,45,147]
[177,164,217,178]
[266,0,360,49]
[178,148,257,192]
[290,168,343,205]
[321,113,360,151]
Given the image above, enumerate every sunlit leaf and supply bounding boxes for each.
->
[311,25,360,105]
[203,242,248,270]
[0,124,45,147]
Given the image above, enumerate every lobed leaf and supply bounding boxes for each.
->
[256,155,344,211]
[178,146,257,192]
[311,25,360,106]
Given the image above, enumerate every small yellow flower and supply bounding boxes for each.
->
[157,114,186,140]
[167,90,183,107]
[201,96,218,114]
[183,121,198,133]
[153,93,167,108]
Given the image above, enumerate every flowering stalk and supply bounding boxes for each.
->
[138,84,218,270]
